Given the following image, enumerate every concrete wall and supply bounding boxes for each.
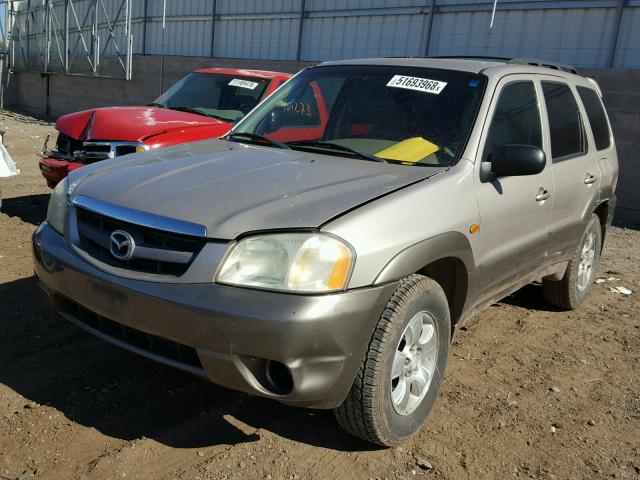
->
[3,55,639,223]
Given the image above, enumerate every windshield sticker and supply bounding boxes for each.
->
[228,79,259,90]
[386,75,447,94]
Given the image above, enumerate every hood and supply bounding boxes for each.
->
[71,140,445,240]
[56,107,232,143]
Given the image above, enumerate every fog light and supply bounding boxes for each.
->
[265,360,293,395]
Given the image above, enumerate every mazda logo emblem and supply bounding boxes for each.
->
[109,230,136,261]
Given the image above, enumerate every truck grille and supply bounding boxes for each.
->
[75,206,206,276]
[53,135,144,163]
[52,294,204,374]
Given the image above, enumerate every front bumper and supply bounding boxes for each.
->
[33,223,397,408]
[39,157,83,189]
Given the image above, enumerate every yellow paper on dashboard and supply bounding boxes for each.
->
[376,137,439,163]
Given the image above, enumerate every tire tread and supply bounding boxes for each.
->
[334,274,446,446]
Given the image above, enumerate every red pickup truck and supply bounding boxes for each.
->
[39,68,292,188]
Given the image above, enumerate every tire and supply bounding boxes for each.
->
[543,214,602,310]
[333,274,450,446]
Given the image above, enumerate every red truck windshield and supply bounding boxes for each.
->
[233,65,486,166]
[153,73,270,122]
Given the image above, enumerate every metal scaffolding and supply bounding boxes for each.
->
[1,0,133,79]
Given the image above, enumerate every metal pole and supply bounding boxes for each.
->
[295,0,305,63]
[64,0,69,71]
[26,0,30,70]
[159,0,165,94]
[489,0,498,29]
[126,0,132,79]
[142,0,148,55]
[608,0,625,68]
[45,0,50,72]
[209,0,216,57]
[424,0,435,56]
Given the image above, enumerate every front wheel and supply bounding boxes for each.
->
[333,274,450,446]
[543,214,602,310]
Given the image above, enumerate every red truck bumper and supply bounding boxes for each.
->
[39,158,83,189]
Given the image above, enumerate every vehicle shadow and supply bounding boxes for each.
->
[499,283,563,312]
[0,275,379,453]
[0,193,49,226]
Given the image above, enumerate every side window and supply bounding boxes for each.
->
[577,86,611,151]
[541,82,585,160]
[483,81,542,162]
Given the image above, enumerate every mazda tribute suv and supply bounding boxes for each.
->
[33,57,618,446]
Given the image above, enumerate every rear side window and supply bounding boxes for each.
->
[577,86,611,151]
[541,82,585,160]
[483,81,542,161]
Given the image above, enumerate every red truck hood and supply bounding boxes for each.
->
[55,106,232,142]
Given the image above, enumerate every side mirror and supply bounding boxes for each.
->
[491,144,546,177]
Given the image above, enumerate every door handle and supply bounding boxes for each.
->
[536,187,550,202]
[584,173,597,185]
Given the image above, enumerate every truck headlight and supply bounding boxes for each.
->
[216,233,354,292]
[46,177,69,235]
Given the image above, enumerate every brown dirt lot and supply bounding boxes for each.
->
[0,110,638,480]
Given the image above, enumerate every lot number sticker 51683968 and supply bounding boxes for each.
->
[386,75,447,94]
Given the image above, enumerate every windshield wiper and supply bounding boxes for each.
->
[286,140,387,163]
[227,132,291,150]
[147,102,166,108]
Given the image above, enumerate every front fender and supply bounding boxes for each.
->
[374,231,475,285]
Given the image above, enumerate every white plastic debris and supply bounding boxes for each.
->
[594,278,606,284]
[0,130,18,208]
[0,131,18,178]
[610,286,633,296]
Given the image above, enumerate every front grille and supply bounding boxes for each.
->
[115,145,138,156]
[80,144,112,163]
[76,207,206,276]
[54,138,143,163]
[53,295,204,373]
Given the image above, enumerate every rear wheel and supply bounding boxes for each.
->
[543,214,602,309]
[333,274,450,446]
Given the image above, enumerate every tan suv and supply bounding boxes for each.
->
[34,57,618,445]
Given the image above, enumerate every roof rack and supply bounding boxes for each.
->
[382,55,579,75]
[428,55,513,62]
[507,58,578,75]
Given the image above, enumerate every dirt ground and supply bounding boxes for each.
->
[0,110,638,480]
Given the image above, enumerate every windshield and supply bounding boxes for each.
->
[153,72,270,122]
[232,65,486,166]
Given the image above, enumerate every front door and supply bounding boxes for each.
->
[474,76,554,299]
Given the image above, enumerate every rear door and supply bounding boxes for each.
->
[576,85,617,206]
[538,77,602,259]
[474,76,554,297]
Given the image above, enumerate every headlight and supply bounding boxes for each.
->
[216,233,354,292]
[46,177,69,235]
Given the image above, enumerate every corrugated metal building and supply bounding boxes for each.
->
[6,0,640,75]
